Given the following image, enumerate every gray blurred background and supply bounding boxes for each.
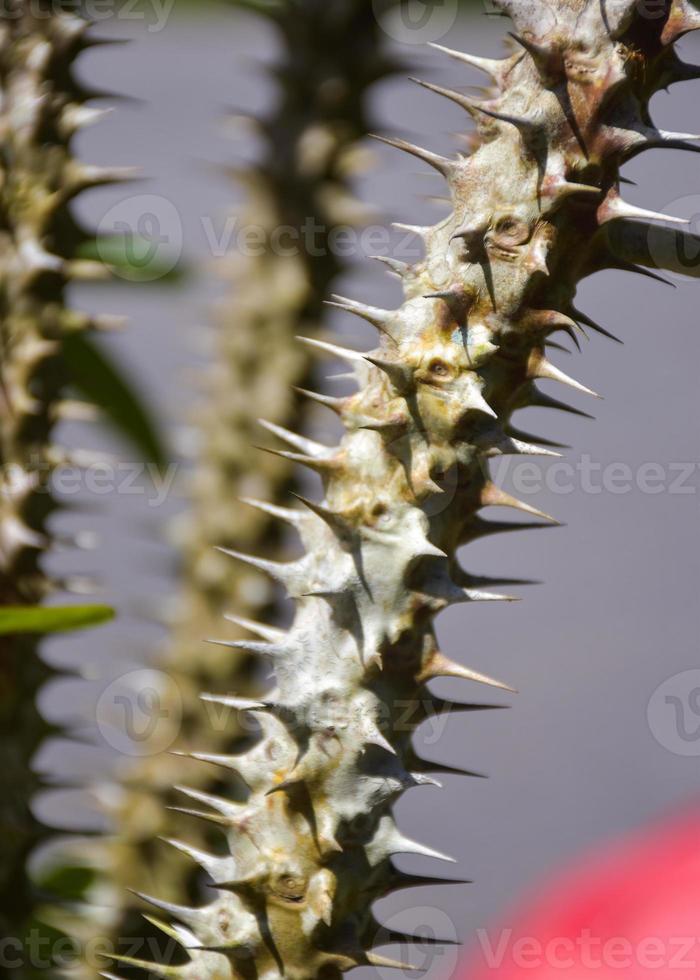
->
[37,1,700,975]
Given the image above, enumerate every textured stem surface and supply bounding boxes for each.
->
[111,0,700,976]
[0,1,116,973]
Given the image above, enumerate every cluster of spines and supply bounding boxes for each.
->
[109,0,700,976]
[0,2,129,971]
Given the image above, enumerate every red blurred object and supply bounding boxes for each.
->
[467,808,700,978]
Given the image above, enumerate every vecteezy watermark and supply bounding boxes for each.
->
[96,669,183,756]
[372,0,459,44]
[475,928,700,971]
[490,455,700,499]
[97,194,183,282]
[647,669,700,756]
[201,213,424,262]
[0,931,178,971]
[200,690,466,748]
[373,906,459,978]
[0,0,175,32]
[0,459,179,508]
[646,193,700,284]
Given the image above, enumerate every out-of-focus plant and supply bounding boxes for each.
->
[0,2,165,974]
[64,0,400,970]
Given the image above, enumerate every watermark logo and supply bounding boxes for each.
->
[647,669,700,756]
[96,669,182,756]
[372,0,459,44]
[475,927,700,971]
[373,906,459,978]
[98,194,182,282]
[0,1,175,33]
[647,194,700,284]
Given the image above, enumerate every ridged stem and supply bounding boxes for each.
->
[112,0,700,975]
[0,2,116,974]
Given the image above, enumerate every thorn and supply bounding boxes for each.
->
[127,890,198,925]
[570,306,623,345]
[326,294,397,341]
[365,952,421,971]
[598,192,689,227]
[486,433,563,458]
[464,384,498,418]
[412,756,488,779]
[291,492,353,537]
[200,693,267,711]
[257,417,329,457]
[223,613,284,642]
[215,546,291,581]
[460,98,540,136]
[526,386,595,419]
[387,867,473,893]
[140,915,185,944]
[255,443,340,474]
[506,426,570,450]
[531,357,602,398]
[364,723,398,756]
[418,652,517,692]
[605,255,676,288]
[205,637,288,658]
[427,42,508,84]
[293,386,345,414]
[463,588,520,602]
[370,133,455,178]
[464,518,559,542]
[379,928,462,948]
[409,76,484,117]
[175,785,242,818]
[370,254,410,278]
[364,354,414,393]
[296,335,365,364]
[411,772,443,788]
[542,179,601,211]
[238,495,305,526]
[414,78,526,135]
[107,959,179,980]
[392,833,457,863]
[74,164,141,189]
[392,221,429,237]
[166,805,229,826]
[507,31,558,74]
[481,483,560,524]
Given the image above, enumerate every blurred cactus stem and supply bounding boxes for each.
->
[85,0,400,970]
[0,1,129,975]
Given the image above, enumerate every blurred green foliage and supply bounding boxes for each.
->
[64,334,168,471]
[0,605,115,635]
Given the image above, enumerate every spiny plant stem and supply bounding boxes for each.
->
[112,0,700,975]
[0,1,121,974]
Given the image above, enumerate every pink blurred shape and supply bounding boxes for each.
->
[467,807,700,979]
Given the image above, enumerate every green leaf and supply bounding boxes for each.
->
[36,864,98,902]
[0,605,115,635]
[63,333,168,470]
[77,236,185,284]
